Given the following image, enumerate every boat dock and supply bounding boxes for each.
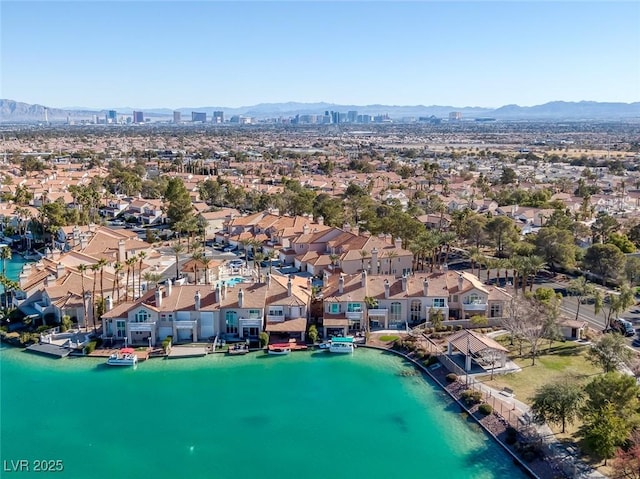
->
[26,343,71,358]
[89,348,150,361]
[168,346,208,358]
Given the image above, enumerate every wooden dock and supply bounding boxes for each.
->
[89,348,150,361]
[26,343,71,358]
[168,346,208,358]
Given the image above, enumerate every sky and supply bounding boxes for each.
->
[1,1,639,109]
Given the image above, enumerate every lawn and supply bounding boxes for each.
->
[485,340,601,407]
[378,335,400,342]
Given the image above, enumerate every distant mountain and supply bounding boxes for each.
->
[1,99,638,123]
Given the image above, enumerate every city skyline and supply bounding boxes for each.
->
[2,1,639,109]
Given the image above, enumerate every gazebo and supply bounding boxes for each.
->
[446,329,508,373]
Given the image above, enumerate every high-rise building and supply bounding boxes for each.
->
[173,111,181,123]
[347,110,358,123]
[106,110,117,124]
[449,112,462,121]
[133,111,144,123]
[212,111,224,124]
[192,111,206,122]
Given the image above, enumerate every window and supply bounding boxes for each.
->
[490,304,502,318]
[135,309,149,323]
[390,302,402,323]
[452,295,458,303]
[467,294,483,305]
[268,309,283,317]
[116,320,126,338]
[347,303,362,313]
[248,309,261,319]
[330,303,341,314]
[432,298,445,308]
[410,300,422,322]
[225,311,238,334]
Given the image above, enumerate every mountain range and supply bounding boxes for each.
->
[1,99,639,123]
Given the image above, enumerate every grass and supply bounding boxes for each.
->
[486,340,601,406]
[379,335,400,342]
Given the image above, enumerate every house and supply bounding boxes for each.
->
[320,270,511,337]
[263,274,311,341]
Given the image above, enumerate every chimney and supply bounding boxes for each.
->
[56,263,65,279]
[343,223,351,233]
[458,273,464,291]
[352,225,359,236]
[338,274,344,294]
[323,270,329,287]
[52,249,61,261]
[237,289,244,309]
[423,278,429,297]
[118,239,126,262]
[394,238,402,250]
[19,271,29,288]
[317,216,324,226]
[105,295,113,312]
[361,270,367,288]
[44,275,49,288]
[166,279,172,297]
[287,276,293,297]
[222,282,227,300]
[442,263,448,273]
[155,288,163,308]
[80,237,88,250]
[214,283,221,303]
[384,279,390,299]
[266,273,271,289]
[303,224,310,235]
[195,290,201,310]
[402,274,408,293]
[371,248,378,275]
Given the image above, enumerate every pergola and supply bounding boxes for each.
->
[446,329,508,373]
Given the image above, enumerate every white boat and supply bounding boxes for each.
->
[106,349,138,366]
[329,337,355,354]
[318,342,331,350]
[268,343,291,355]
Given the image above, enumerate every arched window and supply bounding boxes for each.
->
[410,300,422,322]
[135,309,149,323]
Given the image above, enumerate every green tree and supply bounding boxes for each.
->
[567,276,595,321]
[0,246,11,276]
[500,166,517,185]
[582,402,631,465]
[583,243,626,285]
[608,232,636,253]
[485,216,519,257]
[592,213,619,244]
[530,382,584,433]
[594,284,635,330]
[534,227,576,272]
[588,333,633,373]
[259,331,269,348]
[165,177,196,240]
[583,372,640,419]
[308,324,319,343]
[625,256,640,286]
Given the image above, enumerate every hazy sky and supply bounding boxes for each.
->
[2,1,639,109]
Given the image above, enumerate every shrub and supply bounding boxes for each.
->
[454,325,462,331]
[94,337,103,348]
[426,356,438,366]
[60,315,73,332]
[446,373,458,383]
[259,332,269,348]
[478,403,493,415]
[307,324,319,343]
[446,325,454,332]
[461,389,483,405]
[85,340,97,354]
[161,337,172,352]
[380,334,400,342]
[505,426,518,445]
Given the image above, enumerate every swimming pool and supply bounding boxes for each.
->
[222,276,245,287]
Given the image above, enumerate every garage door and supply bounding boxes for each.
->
[158,326,172,341]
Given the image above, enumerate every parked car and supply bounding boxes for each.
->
[223,245,237,252]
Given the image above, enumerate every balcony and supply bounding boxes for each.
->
[33,301,48,314]
[175,320,197,329]
[346,311,363,320]
[128,321,156,332]
[267,314,285,322]
[462,302,487,311]
[367,308,388,317]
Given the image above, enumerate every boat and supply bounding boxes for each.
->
[228,343,249,355]
[267,343,292,355]
[329,337,355,354]
[317,341,331,350]
[106,348,138,366]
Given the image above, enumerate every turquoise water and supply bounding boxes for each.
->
[224,276,245,286]
[0,347,526,479]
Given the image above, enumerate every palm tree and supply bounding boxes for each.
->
[97,258,109,301]
[137,251,147,297]
[170,242,185,281]
[77,264,88,329]
[526,255,546,292]
[200,255,211,285]
[0,246,11,276]
[90,263,100,332]
[253,252,265,283]
[191,249,203,285]
[112,261,123,303]
[386,250,398,275]
[143,272,162,290]
[124,257,137,301]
